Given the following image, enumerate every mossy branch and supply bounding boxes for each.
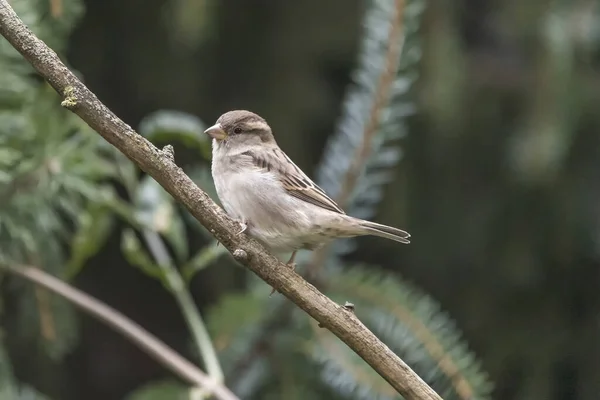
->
[0,1,440,399]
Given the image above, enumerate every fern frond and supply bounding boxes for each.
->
[0,86,117,267]
[315,0,424,257]
[312,265,493,400]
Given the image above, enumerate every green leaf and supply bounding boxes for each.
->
[66,204,115,279]
[138,110,211,159]
[134,175,188,262]
[181,242,228,281]
[125,379,190,400]
[121,229,165,281]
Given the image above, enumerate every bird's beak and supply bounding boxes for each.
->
[204,123,227,141]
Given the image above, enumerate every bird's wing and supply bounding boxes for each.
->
[241,148,346,214]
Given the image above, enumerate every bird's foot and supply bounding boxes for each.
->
[286,251,297,268]
[286,262,296,271]
[236,219,248,235]
[269,251,298,297]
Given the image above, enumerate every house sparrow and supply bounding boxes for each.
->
[205,110,410,269]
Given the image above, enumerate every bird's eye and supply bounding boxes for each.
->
[233,127,242,134]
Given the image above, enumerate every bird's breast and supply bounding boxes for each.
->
[212,157,328,252]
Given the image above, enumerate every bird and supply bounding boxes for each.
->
[205,110,410,272]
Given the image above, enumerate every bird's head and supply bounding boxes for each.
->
[204,110,275,148]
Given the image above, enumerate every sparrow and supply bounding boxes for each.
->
[205,110,410,269]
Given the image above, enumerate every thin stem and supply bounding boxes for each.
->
[2,264,239,400]
[142,230,224,383]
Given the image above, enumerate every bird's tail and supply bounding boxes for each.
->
[351,218,411,244]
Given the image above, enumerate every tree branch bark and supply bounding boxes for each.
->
[0,2,441,399]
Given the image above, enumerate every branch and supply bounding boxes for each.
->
[0,2,441,399]
[2,265,238,400]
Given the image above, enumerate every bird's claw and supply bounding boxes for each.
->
[269,251,298,297]
[269,264,296,297]
[236,220,248,235]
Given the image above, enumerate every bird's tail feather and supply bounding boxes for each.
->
[354,218,411,244]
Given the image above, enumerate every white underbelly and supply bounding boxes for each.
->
[214,169,321,251]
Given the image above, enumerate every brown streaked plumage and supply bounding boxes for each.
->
[205,110,410,278]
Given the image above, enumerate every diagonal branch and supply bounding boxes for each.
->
[3,265,239,400]
[0,2,440,399]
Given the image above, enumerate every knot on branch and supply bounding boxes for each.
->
[319,301,357,328]
[232,249,248,262]
[343,301,355,313]
[162,145,175,162]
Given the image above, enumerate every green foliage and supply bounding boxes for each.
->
[181,243,228,282]
[0,0,117,371]
[321,266,492,399]
[0,84,117,268]
[134,175,190,262]
[121,228,165,281]
[114,114,226,284]
[316,0,423,257]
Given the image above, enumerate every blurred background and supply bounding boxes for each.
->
[1,0,600,399]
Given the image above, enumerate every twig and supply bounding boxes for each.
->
[0,2,441,399]
[2,264,239,400]
[142,230,224,383]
